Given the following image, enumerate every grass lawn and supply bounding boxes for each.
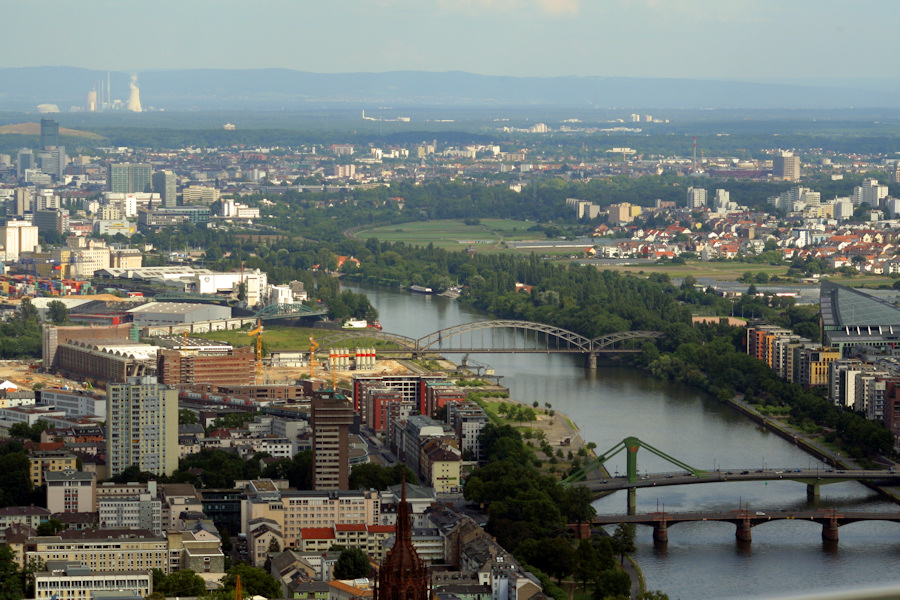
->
[198,326,401,351]
[353,219,541,252]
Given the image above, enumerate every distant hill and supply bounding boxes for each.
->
[0,122,102,138]
[2,67,900,111]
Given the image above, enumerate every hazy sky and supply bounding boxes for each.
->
[5,0,899,80]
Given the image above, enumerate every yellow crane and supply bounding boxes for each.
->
[309,336,319,380]
[247,319,263,385]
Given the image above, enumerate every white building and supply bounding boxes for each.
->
[34,562,152,600]
[40,389,107,419]
[852,178,889,207]
[687,187,707,209]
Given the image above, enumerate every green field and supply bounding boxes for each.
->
[353,219,541,251]
[592,261,791,281]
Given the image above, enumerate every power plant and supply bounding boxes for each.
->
[127,74,143,112]
[84,72,146,112]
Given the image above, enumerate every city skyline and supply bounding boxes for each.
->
[5,0,900,81]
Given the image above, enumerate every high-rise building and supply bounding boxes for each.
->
[852,178,889,207]
[773,151,801,181]
[687,186,707,209]
[108,163,152,194]
[13,187,32,216]
[107,375,178,477]
[16,149,33,179]
[152,170,177,207]
[41,118,59,149]
[311,390,353,490]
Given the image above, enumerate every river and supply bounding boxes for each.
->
[342,281,900,600]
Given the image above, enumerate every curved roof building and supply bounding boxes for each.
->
[820,280,900,352]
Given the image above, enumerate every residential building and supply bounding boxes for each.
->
[45,469,96,514]
[686,187,707,209]
[29,450,78,487]
[240,480,380,548]
[107,376,178,477]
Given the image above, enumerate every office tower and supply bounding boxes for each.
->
[152,170,177,207]
[311,390,353,490]
[108,162,152,194]
[773,151,801,181]
[687,186,707,209]
[107,376,178,477]
[40,146,66,178]
[41,118,60,149]
[16,149,33,179]
[13,187,32,216]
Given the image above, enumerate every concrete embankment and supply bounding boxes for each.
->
[727,397,900,504]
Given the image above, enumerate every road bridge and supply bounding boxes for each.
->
[588,509,900,544]
[561,437,900,513]
[314,320,663,368]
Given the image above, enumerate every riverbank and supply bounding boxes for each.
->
[727,395,900,504]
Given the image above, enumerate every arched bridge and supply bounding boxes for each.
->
[313,320,663,368]
[588,509,900,544]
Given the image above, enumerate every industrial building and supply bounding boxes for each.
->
[127,302,231,326]
[56,339,159,384]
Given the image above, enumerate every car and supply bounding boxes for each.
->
[756,511,766,516]
[741,470,749,474]
[666,474,674,478]
[601,479,608,484]
[755,469,763,473]
[725,471,733,475]
[795,469,802,473]
[775,470,784,474]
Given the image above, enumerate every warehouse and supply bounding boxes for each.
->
[127,302,231,325]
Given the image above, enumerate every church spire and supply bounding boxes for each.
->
[375,476,428,600]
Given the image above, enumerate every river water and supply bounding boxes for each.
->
[343,282,900,600]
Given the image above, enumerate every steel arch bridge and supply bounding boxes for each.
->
[313,320,662,365]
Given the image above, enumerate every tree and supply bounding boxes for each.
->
[155,569,207,597]
[0,544,24,600]
[36,518,64,536]
[610,524,636,566]
[18,298,38,323]
[593,569,631,600]
[46,300,69,325]
[333,547,370,579]
[219,564,280,599]
[574,538,600,591]
[179,408,198,426]
[268,537,281,553]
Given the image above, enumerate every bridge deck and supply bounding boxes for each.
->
[578,468,900,492]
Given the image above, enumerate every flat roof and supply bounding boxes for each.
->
[128,302,226,315]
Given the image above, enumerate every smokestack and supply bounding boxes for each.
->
[87,89,97,112]
[127,74,143,112]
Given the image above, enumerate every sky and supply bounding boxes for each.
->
[4,0,900,80]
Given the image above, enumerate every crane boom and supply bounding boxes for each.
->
[309,336,319,380]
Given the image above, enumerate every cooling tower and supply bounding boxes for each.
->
[127,75,143,112]
[86,90,97,111]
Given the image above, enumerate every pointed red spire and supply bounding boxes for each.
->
[375,475,428,600]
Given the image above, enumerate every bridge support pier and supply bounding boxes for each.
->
[586,353,597,369]
[627,488,636,516]
[807,483,820,499]
[652,521,668,544]
[735,520,752,543]
[822,519,839,542]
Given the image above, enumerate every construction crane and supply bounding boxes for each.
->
[247,319,263,385]
[309,336,319,380]
[235,574,242,600]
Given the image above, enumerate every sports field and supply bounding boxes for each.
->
[353,219,540,251]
